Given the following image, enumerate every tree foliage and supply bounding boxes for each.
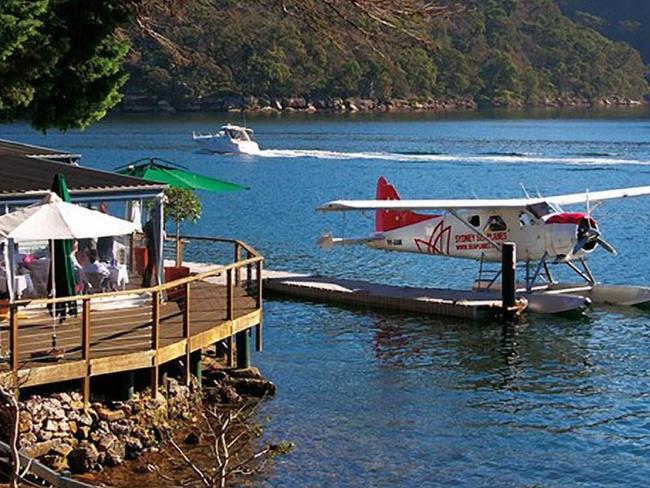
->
[122,0,648,107]
[558,0,650,65]
[0,0,132,131]
[163,187,202,231]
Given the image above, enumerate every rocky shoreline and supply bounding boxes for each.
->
[117,94,646,114]
[0,366,276,478]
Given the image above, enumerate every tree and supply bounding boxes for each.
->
[161,399,293,488]
[163,187,202,242]
[0,0,132,131]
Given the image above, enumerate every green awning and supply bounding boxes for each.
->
[116,158,248,193]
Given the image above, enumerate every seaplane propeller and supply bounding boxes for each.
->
[571,216,617,257]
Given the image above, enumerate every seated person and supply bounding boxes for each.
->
[82,249,110,277]
[81,249,110,293]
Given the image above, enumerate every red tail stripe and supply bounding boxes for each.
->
[375,177,437,232]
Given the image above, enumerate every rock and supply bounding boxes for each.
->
[258,106,280,114]
[228,367,263,380]
[59,420,70,432]
[76,411,93,426]
[19,432,37,450]
[44,419,59,432]
[48,407,66,420]
[52,392,72,404]
[105,439,126,466]
[18,411,32,433]
[96,432,118,452]
[41,454,68,471]
[98,407,125,422]
[37,430,53,441]
[50,441,74,457]
[217,384,242,404]
[110,419,132,436]
[68,443,99,474]
[68,421,78,435]
[281,97,307,109]
[232,378,276,398]
[24,440,56,458]
[124,436,144,460]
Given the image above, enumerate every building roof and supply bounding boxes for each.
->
[0,139,165,203]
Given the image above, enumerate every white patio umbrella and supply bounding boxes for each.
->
[0,192,138,350]
[0,192,137,242]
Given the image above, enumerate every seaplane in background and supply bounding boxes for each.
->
[317,177,650,314]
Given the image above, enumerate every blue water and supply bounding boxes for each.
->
[4,109,650,486]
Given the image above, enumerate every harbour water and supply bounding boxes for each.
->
[4,109,650,486]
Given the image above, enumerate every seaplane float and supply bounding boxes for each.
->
[317,177,650,315]
[192,124,260,154]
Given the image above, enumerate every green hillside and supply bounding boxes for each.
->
[121,0,648,111]
[558,0,650,65]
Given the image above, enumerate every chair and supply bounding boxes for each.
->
[83,272,108,294]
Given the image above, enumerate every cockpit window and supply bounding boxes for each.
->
[527,202,553,219]
[519,211,534,227]
[469,215,481,227]
[486,215,507,232]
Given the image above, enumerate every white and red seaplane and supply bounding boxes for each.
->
[317,177,650,314]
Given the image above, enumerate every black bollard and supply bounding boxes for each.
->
[235,331,250,369]
[501,242,517,322]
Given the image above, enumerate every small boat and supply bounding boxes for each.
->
[192,124,260,154]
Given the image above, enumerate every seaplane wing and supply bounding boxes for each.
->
[544,186,650,206]
[318,186,650,212]
[319,198,532,212]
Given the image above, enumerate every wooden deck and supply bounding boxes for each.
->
[0,237,264,396]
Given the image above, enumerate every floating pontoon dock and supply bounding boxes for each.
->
[263,271,526,320]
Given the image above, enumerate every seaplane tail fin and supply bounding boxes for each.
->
[375,177,434,232]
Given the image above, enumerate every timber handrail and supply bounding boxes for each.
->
[176,234,262,259]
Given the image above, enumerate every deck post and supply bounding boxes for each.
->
[255,320,263,352]
[235,243,241,286]
[81,299,91,407]
[502,242,517,322]
[255,259,263,352]
[236,331,250,369]
[246,250,252,291]
[256,260,263,309]
[227,269,235,367]
[9,306,18,374]
[190,350,202,383]
[183,282,191,385]
[151,290,161,397]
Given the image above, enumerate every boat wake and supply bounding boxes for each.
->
[256,149,650,166]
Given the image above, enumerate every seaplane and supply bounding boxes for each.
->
[317,177,650,314]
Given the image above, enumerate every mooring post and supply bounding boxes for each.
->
[190,349,202,383]
[235,331,250,369]
[501,242,517,322]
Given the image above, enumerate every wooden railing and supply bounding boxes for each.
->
[3,236,263,403]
